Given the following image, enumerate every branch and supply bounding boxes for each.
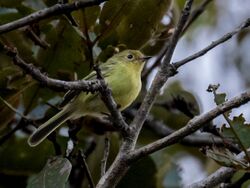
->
[188,167,235,188]
[130,0,193,145]
[4,46,102,92]
[145,116,240,153]
[129,90,250,161]
[0,0,107,34]
[182,0,214,33]
[187,151,247,188]
[173,18,250,68]
[78,150,95,188]
[101,135,110,176]
[125,109,231,148]
[145,114,226,147]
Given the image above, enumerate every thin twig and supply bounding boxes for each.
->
[101,134,110,176]
[25,27,50,49]
[0,119,30,145]
[0,96,27,119]
[0,0,107,34]
[0,96,37,145]
[173,18,250,68]
[78,150,95,188]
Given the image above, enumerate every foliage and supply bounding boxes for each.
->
[0,0,250,187]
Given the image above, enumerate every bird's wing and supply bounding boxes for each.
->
[60,61,116,107]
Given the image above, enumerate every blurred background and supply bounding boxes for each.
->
[0,0,250,187]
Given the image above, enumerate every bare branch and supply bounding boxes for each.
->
[187,151,248,188]
[101,135,110,176]
[0,0,107,34]
[125,109,225,148]
[188,167,235,188]
[25,27,50,49]
[4,46,102,92]
[129,90,250,161]
[130,0,193,145]
[173,18,250,68]
[78,150,95,188]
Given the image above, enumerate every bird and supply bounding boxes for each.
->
[28,49,150,147]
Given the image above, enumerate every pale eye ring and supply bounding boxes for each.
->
[127,54,134,60]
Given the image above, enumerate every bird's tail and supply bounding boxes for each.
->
[28,107,74,147]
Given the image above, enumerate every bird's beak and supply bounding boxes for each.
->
[140,56,152,62]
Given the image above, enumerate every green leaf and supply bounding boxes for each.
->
[98,0,172,49]
[214,92,226,105]
[36,18,89,78]
[0,137,54,175]
[0,0,24,8]
[73,5,101,32]
[117,0,172,49]
[0,12,23,25]
[208,84,231,116]
[27,157,72,188]
[21,83,56,114]
[231,115,250,149]
[221,114,250,149]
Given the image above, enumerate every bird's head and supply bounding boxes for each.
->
[113,49,151,66]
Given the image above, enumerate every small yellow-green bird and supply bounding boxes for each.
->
[28,50,150,147]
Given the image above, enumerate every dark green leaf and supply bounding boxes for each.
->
[0,137,54,175]
[36,19,89,78]
[0,0,24,8]
[118,156,157,188]
[98,0,172,49]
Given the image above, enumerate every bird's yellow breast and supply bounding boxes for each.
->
[107,62,142,110]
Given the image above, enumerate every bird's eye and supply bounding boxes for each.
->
[127,54,134,60]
